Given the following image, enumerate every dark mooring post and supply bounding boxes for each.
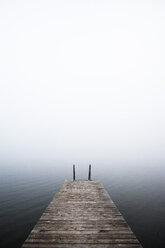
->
[88,164,91,180]
[73,164,75,181]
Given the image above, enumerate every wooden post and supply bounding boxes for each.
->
[73,164,75,181]
[88,164,91,180]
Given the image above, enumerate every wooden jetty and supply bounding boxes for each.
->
[22,176,143,247]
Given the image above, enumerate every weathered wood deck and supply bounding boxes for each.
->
[22,180,143,248]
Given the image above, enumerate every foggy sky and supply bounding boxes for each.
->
[0,0,165,166]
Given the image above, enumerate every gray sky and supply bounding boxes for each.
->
[0,0,165,166]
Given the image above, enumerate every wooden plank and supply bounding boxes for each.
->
[22,180,143,248]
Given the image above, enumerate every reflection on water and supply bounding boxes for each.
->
[0,163,165,248]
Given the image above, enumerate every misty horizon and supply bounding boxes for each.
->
[0,0,165,167]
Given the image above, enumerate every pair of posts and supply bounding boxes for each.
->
[73,164,91,181]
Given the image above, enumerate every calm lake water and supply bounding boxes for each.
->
[0,162,165,248]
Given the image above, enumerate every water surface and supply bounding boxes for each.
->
[0,163,165,248]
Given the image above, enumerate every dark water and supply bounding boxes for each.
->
[0,162,165,248]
